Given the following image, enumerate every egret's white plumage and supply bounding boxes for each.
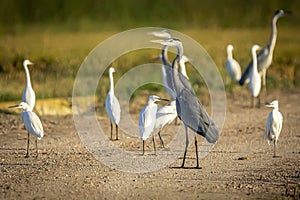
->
[248,44,262,108]
[226,44,241,82]
[22,59,35,111]
[139,95,168,155]
[239,10,291,88]
[105,67,121,140]
[179,55,190,80]
[9,102,44,157]
[264,100,283,157]
[154,100,177,147]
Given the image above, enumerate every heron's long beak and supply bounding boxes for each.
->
[8,104,19,108]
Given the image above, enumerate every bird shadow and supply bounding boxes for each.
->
[169,166,202,170]
[273,155,282,158]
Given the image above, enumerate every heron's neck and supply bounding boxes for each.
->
[109,72,115,94]
[171,46,183,93]
[24,64,32,87]
[268,16,278,54]
[162,45,171,66]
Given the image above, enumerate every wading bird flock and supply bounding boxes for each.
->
[9,10,289,163]
[226,10,291,107]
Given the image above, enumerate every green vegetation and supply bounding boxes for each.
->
[0,0,299,105]
[0,0,299,32]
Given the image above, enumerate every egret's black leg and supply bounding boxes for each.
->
[157,130,165,148]
[35,138,38,158]
[273,140,277,157]
[116,124,119,140]
[25,132,30,158]
[257,94,261,108]
[251,96,254,108]
[110,121,113,140]
[142,140,145,155]
[152,135,156,155]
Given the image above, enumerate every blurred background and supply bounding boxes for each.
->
[0,0,299,109]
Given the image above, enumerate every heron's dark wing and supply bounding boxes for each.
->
[176,89,219,143]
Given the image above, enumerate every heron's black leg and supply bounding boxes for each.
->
[25,132,30,158]
[152,135,156,155]
[142,140,145,155]
[110,121,113,140]
[194,135,199,168]
[181,125,189,168]
[157,130,165,148]
[35,138,38,158]
[116,124,119,140]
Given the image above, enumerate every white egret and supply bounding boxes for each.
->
[226,44,241,82]
[264,100,283,157]
[105,67,121,140]
[139,95,168,155]
[154,100,177,148]
[248,44,262,108]
[22,59,35,111]
[152,38,219,168]
[239,10,291,89]
[9,102,44,158]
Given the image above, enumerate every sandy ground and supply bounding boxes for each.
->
[0,89,299,199]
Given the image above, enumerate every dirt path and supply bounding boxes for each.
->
[0,89,299,199]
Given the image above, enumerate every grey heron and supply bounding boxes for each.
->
[151,39,195,97]
[152,38,219,168]
[226,44,241,82]
[248,44,262,108]
[154,100,177,148]
[105,67,121,140]
[264,100,283,157]
[9,102,44,158]
[139,95,168,155]
[239,10,291,89]
[150,31,191,99]
[22,59,35,111]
